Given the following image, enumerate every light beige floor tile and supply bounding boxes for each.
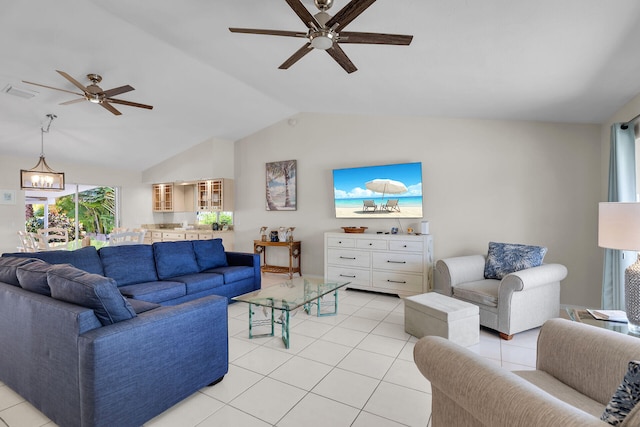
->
[276,392,360,427]
[320,326,368,347]
[356,334,406,358]
[291,318,334,339]
[229,378,306,425]
[383,359,432,393]
[297,339,352,366]
[263,332,316,354]
[0,385,25,411]
[364,381,431,427]
[365,296,403,312]
[197,404,271,427]
[353,306,391,321]
[501,342,537,368]
[0,401,50,427]
[232,346,293,376]
[200,365,264,403]
[397,340,417,362]
[269,356,333,391]
[311,368,380,409]
[337,348,395,380]
[352,411,408,427]
[228,336,261,362]
[371,321,412,340]
[382,311,405,325]
[145,393,223,427]
[339,316,380,333]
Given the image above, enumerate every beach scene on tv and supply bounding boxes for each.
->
[333,162,423,218]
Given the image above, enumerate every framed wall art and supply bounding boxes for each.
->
[0,190,16,205]
[266,160,297,211]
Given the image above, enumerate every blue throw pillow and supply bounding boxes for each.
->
[484,242,547,280]
[47,264,136,326]
[192,238,228,271]
[16,259,52,296]
[99,245,158,286]
[602,360,640,425]
[152,241,200,279]
[0,256,37,286]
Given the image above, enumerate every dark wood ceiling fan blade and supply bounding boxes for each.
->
[102,85,135,98]
[279,43,313,69]
[326,0,377,30]
[107,98,154,110]
[21,80,84,96]
[284,0,320,29]
[338,31,413,45]
[229,28,306,38]
[326,44,357,73]
[100,102,122,116]
[59,98,86,106]
[56,70,89,93]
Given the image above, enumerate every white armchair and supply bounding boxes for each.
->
[434,254,567,339]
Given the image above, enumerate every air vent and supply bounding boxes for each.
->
[3,84,38,99]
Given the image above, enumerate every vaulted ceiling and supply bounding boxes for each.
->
[2,0,640,171]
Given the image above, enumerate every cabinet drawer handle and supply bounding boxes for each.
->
[387,279,407,284]
[386,260,406,264]
[340,256,357,260]
[369,243,373,246]
[340,274,356,278]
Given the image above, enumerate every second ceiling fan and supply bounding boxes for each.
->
[23,70,153,116]
[229,0,413,74]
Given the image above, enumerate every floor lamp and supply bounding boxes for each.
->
[599,202,640,334]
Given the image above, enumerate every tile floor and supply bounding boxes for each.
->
[0,275,540,427]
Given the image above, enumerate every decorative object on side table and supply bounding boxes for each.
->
[599,202,640,334]
[260,226,268,242]
[341,226,367,233]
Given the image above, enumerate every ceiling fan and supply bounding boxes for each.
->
[22,70,154,116]
[229,0,413,74]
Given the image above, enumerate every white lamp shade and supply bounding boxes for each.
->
[599,202,640,251]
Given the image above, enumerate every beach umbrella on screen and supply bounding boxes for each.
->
[365,179,407,199]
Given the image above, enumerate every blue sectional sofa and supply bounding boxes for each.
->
[0,239,261,427]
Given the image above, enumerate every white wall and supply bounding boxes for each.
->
[0,154,147,253]
[234,113,602,307]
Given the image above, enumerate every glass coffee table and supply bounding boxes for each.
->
[233,277,350,349]
[563,306,630,335]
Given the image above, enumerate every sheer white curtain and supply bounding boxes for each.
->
[602,124,637,309]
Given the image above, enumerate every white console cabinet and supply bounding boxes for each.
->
[324,232,434,297]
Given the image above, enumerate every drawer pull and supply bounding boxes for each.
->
[387,260,406,264]
[387,279,407,284]
[340,274,356,278]
[340,256,357,260]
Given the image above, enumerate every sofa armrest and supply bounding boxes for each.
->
[414,335,605,426]
[537,318,640,405]
[434,255,486,295]
[77,294,228,427]
[226,251,259,267]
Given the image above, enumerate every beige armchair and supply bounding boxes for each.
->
[434,254,567,339]
[414,318,640,426]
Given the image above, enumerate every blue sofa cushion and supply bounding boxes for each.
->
[153,241,200,279]
[99,244,158,286]
[0,256,37,286]
[484,242,548,280]
[16,259,52,296]
[118,281,186,303]
[47,264,136,326]
[3,246,105,275]
[126,298,161,314]
[193,239,228,271]
[205,265,255,283]
[601,360,640,425]
[170,273,225,294]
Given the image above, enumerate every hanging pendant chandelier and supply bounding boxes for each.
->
[20,114,65,190]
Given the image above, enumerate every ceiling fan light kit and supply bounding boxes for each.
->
[20,114,65,191]
[229,0,413,74]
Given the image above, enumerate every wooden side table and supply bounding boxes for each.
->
[253,240,301,279]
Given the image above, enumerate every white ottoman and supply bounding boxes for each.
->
[404,292,479,347]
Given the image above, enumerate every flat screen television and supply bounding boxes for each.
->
[332,162,423,219]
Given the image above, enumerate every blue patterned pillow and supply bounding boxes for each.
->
[601,360,640,425]
[484,242,547,280]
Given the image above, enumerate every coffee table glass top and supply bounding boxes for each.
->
[564,306,630,335]
[233,277,350,311]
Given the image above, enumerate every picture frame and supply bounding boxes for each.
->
[0,190,16,205]
[266,160,297,211]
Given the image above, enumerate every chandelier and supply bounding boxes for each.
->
[20,114,65,190]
